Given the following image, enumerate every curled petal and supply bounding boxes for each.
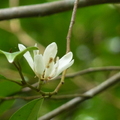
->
[34,54,45,78]
[18,44,34,70]
[43,42,57,67]
[59,52,73,69]
[53,52,74,78]
[54,60,74,78]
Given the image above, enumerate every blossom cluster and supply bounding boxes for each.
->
[18,42,74,81]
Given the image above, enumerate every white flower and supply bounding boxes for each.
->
[18,42,74,81]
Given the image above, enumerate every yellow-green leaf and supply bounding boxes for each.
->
[0,46,38,63]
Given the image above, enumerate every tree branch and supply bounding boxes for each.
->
[0,95,41,100]
[38,72,120,120]
[1,66,119,100]
[64,66,120,79]
[0,0,119,21]
[0,94,87,100]
[21,66,120,92]
[1,67,120,100]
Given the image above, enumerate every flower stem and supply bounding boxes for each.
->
[37,79,44,90]
[13,61,26,85]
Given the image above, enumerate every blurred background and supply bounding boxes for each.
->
[0,0,120,120]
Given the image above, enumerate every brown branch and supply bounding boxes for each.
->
[52,0,79,98]
[0,0,119,21]
[38,72,120,120]
[64,66,120,79]
[0,94,86,100]
[0,95,41,100]
[66,0,79,53]
[3,66,118,98]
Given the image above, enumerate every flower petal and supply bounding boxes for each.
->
[59,52,73,68]
[18,44,34,70]
[52,52,74,78]
[34,54,45,78]
[53,60,74,79]
[44,58,54,80]
[43,42,57,67]
[49,57,59,79]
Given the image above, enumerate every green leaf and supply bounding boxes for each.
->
[0,100,14,116]
[9,98,44,120]
[0,80,21,97]
[0,46,38,63]
[0,80,21,117]
[0,74,22,85]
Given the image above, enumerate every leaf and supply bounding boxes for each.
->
[9,98,44,120]
[0,80,21,97]
[0,100,14,117]
[0,80,21,117]
[0,46,38,63]
[0,74,22,85]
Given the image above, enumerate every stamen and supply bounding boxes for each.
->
[49,56,59,78]
[46,57,53,68]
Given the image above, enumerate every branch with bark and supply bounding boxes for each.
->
[0,0,119,21]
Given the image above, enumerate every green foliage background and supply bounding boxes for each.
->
[0,0,120,120]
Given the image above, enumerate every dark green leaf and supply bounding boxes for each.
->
[9,98,44,120]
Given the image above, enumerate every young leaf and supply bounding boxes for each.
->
[0,46,38,63]
[9,98,44,120]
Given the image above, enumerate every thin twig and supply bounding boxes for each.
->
[3,78,22,86]
[38,72,120,120]
[53,0,79,95]
[21,66,120,92]
[1,67,120,100]
[59,66,120,79]
[0,0,119,21]
[66,0,79,53]
[53,70,67,94]
[13,62,50,95]
[0,95,41,100]
[0,93,87,100]
[13,62,26,85]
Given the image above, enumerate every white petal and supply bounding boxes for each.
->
[59,52,73,69]
[18,44,34,70]
[43,42,57,67]
[44,58,54,80]
[53,60,74,78]
[52,52,74,78]
[34,54,45,78]
[49,57,59,78]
